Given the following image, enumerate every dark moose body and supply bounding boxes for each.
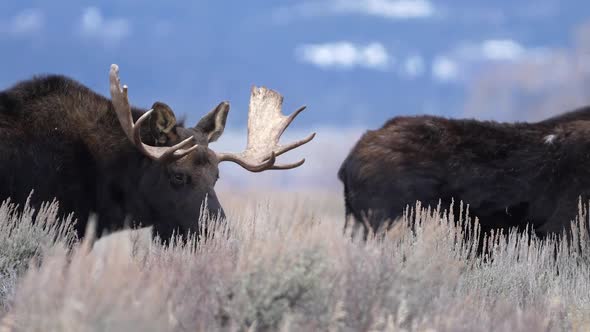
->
[0,65,314,241]
[339,107,590,240]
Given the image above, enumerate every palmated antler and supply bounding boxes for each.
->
[109,64,198,162]
[217,86,315,172]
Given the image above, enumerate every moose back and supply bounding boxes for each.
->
[339,108,590,239]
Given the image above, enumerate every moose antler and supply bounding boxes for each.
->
[109,64,199,162]
[217,86,315,172]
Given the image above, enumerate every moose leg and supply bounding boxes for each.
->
[536,195,582,239]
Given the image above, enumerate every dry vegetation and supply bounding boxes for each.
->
[0,191,590,331]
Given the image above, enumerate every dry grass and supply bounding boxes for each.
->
[0,195,76,313]
[0,191,590,331]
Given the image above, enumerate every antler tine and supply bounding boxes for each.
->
[268,158,306,170]
[109,64,133,142]
[276,105,306,137]
[265,105,316,160]
[254,131,315,170]
[109,64,198,163]
[217,152,278,173]
[265,132,316,161]
[217,86,315,172]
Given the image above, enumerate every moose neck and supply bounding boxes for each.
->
[91,106,166,236]
[92,150,148,235]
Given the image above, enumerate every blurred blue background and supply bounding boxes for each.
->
[2,1,589,189]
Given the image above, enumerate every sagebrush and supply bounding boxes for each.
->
[0,194,76,313]
[1,191,590,331]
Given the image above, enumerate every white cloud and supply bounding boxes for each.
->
[403,55,425,77]
[480,40,525,60]
[273,0,435,23]
[10,9,44,35]
[431,39,552,84]
[296,42,392,70]
[463,36,590,122]
[432,56,458,82]
[0,9,44,37]
[455,39,528,62]
[79,7,130,46]
[333,0,435,19]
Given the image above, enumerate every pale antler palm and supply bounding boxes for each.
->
[217,86,316,172]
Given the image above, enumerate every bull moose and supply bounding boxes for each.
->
[0,64,315,241]
[338,108,590,241]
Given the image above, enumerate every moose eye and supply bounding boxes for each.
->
[170,172,188,186]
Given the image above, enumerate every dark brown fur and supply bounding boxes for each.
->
[338,106,590,242]
[0,74,226,241]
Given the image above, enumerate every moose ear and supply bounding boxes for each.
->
[195,101,230,143]
[148,101,178,145]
